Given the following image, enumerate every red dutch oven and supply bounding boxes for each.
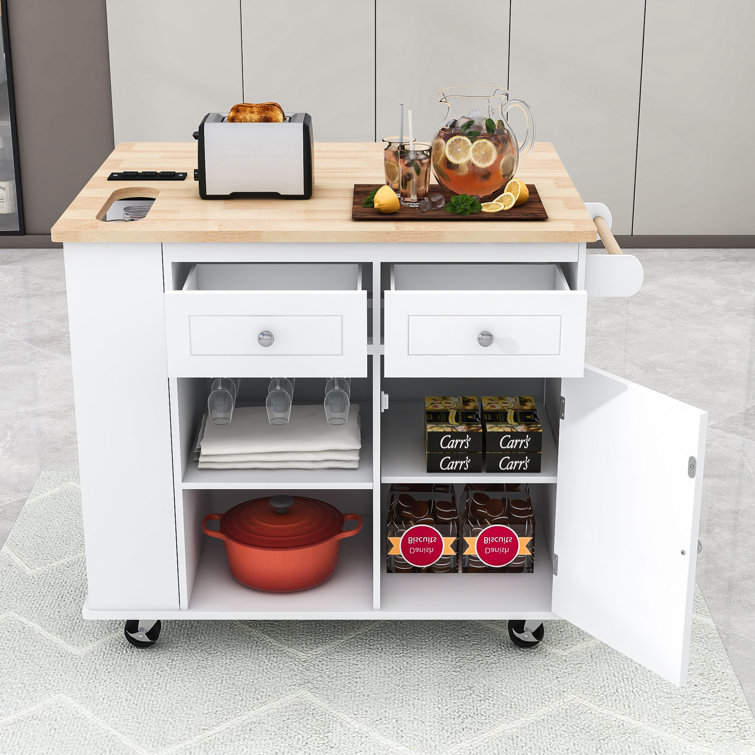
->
[201,494,362,592]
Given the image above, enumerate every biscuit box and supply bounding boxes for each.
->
[426,451,484,473]
[481,396,543,455]
[460,483,535,573]
[386,484,460,573]
[425,396,483,454]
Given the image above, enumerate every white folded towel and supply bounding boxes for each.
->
[198,449,361,463]
[199,404,361,456]
[197,459,360,470]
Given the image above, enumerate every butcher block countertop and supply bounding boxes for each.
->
[51,141,597,244]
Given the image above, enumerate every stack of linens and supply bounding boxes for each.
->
[195,404,361,469]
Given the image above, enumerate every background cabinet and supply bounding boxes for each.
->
[508,0,645,235]
[634,0,755,234]
[106,0,242,143]
[102,1,754,237]
[241,0,374,143]
[375,0,509,148]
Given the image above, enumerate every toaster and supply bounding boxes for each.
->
[195,112,313,199]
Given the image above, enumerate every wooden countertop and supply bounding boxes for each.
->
[51,141,597,244]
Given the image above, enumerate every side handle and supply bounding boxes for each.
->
[334,513,363,541]
[202,513,226,541]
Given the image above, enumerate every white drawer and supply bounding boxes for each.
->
[165,263,367,377]
[384,264,586,377]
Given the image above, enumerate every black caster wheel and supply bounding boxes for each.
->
[508,620,544,648]
[124,619,162,648]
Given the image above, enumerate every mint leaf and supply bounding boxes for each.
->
[485,118,496,134]
[363,187,379,207]
[467,131,481,140]
[461,120,474,131]
[445,193,482,215]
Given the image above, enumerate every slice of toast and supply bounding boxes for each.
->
[227,102,285,123]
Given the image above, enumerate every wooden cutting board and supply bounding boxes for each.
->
[351,183,548,221]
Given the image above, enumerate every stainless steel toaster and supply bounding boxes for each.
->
[194,112,313,199]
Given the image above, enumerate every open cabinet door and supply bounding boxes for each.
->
[552,366,707,685]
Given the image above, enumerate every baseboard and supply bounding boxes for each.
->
[590,236,755,249]
[0,234,61,249]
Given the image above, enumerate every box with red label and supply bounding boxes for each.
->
[386,483,460,573]
[425,396,483,473]
[460,483,535,573]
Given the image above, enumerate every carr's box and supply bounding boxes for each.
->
[425,396,482,455]
[482,396,543,455]
[426,451,484,474]
[485,452,542,474]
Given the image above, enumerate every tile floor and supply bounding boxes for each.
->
[1,247,753,711]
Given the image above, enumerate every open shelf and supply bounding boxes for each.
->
[380,550,555,620]
[182,422,373,490]
[381,400,558,484]
[183,516,374,618]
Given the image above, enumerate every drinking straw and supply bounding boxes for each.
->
[408,109,414,153]
[399,103,404,145]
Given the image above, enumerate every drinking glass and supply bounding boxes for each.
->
[398,143,432,207]
[266,377,293,425]
[382,136,415,192]
[207,378,239,425]
[324,377,351,425]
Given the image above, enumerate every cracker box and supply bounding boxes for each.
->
[425,396,483,472]
[481,396,543,456]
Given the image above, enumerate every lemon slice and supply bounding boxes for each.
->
[384,160,400,184]
[470,139,497,168]
[445,135,472,164]
[481,202,504,213]
[504,177,529,205]
[498,191,516,210]
[431,138,445,165]
[499,152,516,178]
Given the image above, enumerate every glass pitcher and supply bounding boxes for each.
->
[431,85,535,199]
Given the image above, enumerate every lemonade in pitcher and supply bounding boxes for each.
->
[431,86,535,199]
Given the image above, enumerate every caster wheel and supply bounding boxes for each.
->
[508,620,544,648]
[124,619,162,648]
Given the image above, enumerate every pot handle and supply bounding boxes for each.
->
[202,513,226,541]
[334,513,362,541]
[500,98,536,156]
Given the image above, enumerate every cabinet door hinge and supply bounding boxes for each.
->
[559,397,565,420]
[688,456,697,478]
[553,553,558,576]
[381,391,390,413]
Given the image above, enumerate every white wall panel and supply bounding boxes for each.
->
[509,0,644,234]
[635,1,755,234]
[241,0,374,142]
[376,1,510,146]
[107,0,242,143]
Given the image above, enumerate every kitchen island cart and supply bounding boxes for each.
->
[52,142,706,686]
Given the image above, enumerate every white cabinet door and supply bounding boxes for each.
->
[553,366,707,685]
[509,0,644,234]
[376,1,510,146]
[106,0,242,143]
[634,1,755,234]
[241,0,374,142]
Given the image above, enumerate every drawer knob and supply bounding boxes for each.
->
[258,330,274,348]
[477,331,494,348]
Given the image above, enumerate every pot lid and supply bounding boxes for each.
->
[220,495,344,549]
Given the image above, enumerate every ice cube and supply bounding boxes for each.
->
[429,193,446,209]
[418,198,432,213]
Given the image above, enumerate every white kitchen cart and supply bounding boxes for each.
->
[52,142,706,686]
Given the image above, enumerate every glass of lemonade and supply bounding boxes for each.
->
[398,142,431,207]
[382,136,414,191]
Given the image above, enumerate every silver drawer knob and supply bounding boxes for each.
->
[477,331,494,348]
[258,330,274,348]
